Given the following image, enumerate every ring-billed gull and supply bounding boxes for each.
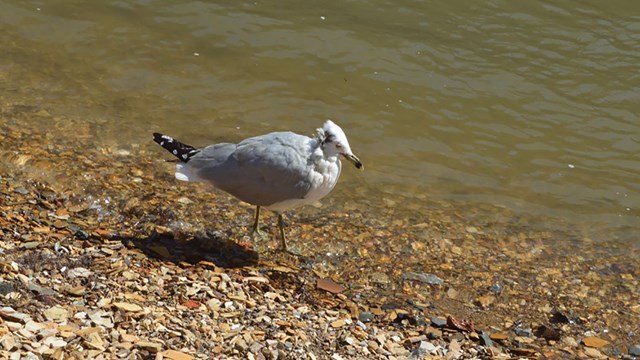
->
[153,120,363,251]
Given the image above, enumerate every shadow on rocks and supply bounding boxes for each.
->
[122,231,259,269]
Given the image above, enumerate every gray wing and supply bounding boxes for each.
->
[186,132,314,206]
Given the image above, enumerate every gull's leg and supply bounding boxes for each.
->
[277,213,287,251]
[251,206,263,237]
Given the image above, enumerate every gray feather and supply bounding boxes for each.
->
[183,132,316,206]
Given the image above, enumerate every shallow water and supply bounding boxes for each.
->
[1,1,638,247]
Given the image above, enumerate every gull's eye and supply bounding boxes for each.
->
[335,143,343,149]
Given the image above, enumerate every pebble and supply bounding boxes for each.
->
[630,345,640,356]
[14,187,29,194]
[431,317,447,327]
[583,347,604,358]
[479,331,492,346]
[581,336,609,348]
[514,327,533,337]
[358,312,374,323]
[43,306,69,322]
[489,283,503,293]
[402,272,444,285]
[0,281,14,295]
[369,272,391,284]
[135,341,163,353]
[534,324,561,341]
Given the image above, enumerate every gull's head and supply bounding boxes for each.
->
[317,120,363,169]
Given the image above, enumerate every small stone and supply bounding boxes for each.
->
[43,336,67,348]
[409,341,437,359]
[369,272,390,284]
[514,327,533,337]
[465,226,479,233]
[582,336,609,348]
[534,324,561,341]
[510,348,537,357]
[431,317,447,327]
[160,350,194,360]
[317,278,346,294]
[475,294,496,308]
[0,334,20,351]
[583,347,603,358]
[113,302,143,312]
[358,312,374,323]
[43,306,69,322]
[425,326,442,339]
[331,319,346,328]
[21,241,41,249]
[249,342,264,354]
[0,282,15,295]
[550,310,570,324]
[74,230,90,240]
[135,341,163,353]
[563,336,579,347]
[14,187,29,195]
[402,272,444,285]
[5,322,22,331]
[489,283,503,293]
[66,267,93,278]
[629,345,640,356]
[28,282,57,296]
[448,339,461,358]
[489,332,508,342]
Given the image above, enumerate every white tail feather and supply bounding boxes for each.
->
[175,163,196,182]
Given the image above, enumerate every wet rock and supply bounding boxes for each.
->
[358,312,374,323]
[381,302,400,310]
[369,272,391,285]
[317,278,345,294]
[113,302,143,312]
[480,331,493,346]
[0,282,15,295]
[431,317,447,328]
[402,272,444,285]
[514,327,533,337]
[14,187,29,195]
[136,341,163,353]
[490,332,509,343]
[74,229,90,240]
[160,350,193,360]
[425,326,443,339]
[550,310,570,324]
[43,306,69,322]
[582,336,609,348]
[489,283,503,294]
[409,341,437,359]
[534,324,561,341]
[583,347,603,358]
[446,315,475,332]
[563,336,578,347]
[475,294,495,308]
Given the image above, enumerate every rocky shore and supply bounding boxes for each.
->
[1,105,639,359]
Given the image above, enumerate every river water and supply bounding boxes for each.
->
[1,1,638,247]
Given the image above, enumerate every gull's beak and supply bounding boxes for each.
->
[343,153,363,170]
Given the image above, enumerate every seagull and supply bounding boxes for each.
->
[152,120,363,251]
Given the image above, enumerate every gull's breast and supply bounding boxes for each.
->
[265,158,341,212]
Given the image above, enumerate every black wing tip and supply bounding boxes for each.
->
[152,132,200,162]
[152,132,167,144]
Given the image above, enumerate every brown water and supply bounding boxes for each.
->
[1,1,639,247]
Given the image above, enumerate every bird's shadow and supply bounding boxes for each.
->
[121,231,259,268]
